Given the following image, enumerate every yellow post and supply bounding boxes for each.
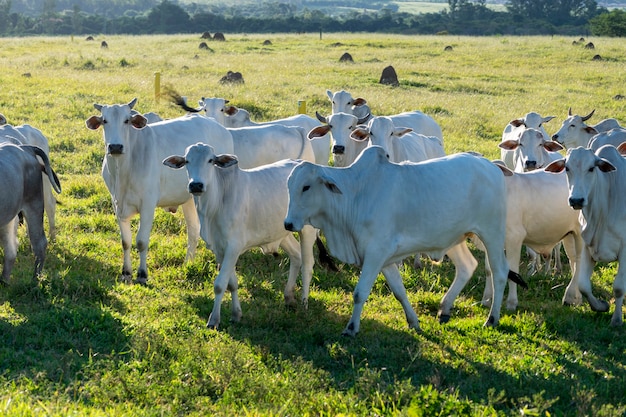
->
[297,100,306,114]
[154,71,161,103]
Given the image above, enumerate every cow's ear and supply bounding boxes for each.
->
[130,114,147,129]
[321,175,342,194]
[85,115,102,130]
[350,128,369,142]
[308,125,330,139]
[492,161,514,176]
[616,142,626,156]
[544,159,566,173]
[214,154,238,168]
[163,155,186,169]
[498,139,518,151]
[597,158,616,173]
[224,106,238,116]
[509,119,524,128]
[543,140,564,152]
[392,127,413,137]
[353,97,367,107]
[584,126,598,136]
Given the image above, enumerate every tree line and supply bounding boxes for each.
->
[0,0,624,37]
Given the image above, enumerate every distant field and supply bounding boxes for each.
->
[0,33,625,416]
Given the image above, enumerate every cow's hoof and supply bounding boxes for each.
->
[438,314,450,324]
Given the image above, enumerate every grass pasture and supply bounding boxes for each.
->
[0,33,626,416]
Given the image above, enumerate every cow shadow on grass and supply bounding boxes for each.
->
[183,249,625,415]
[0,240,131,389]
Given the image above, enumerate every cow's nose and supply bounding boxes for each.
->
[108,144,124,155]
[551,134,559,142]
[569,197,584,210]
[284,221,295,231]
[525,160,537,170]
[333,145,345,155]
[188,182,204,194]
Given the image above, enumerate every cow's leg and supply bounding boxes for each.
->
[562,233,583,306]
[576,246,609,313]
[552,242,563,274]
[438,241,478,323]
[298,226,316,308]
[609,260,626,326]
[135,209,157,285]
[0,219,18,285]
[118,216,133,284]
[343,256,387,337]
[207,250,241,329]
[22,202,47,280]
[42,176,57,241]
[181,198,200,262]
[280,234,303,308]
[381,264,420,332]
[503,236,524,311]
[482,239,510,327]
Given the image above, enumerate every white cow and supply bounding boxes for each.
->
[163,143,316,329]
[169,91,330,165]
[499,127,564,172]
[226,124,315,168]
[350,115,446,163]
[551,108,623,149]
[0,143,61,285]
[326,89,443,141]
[501,112,555,170]
[545,144,626,326]
[0,123,58,240]
[85,98,234,285]
[588,128,626,151]
[480,163,583,311]
[284,146,523,336]
[310,112,368,167]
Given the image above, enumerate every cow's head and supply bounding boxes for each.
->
[85,98,147,155]
[499,127,563,172]
[551,108,596,148]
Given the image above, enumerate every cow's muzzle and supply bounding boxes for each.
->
[569,197,584,210]
[108,144,124,155]
[188,182,204,194]
[332,145,345,155]
[284,221,296,232]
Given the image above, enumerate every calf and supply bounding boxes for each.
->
[163,144,316,329]
[0,143,61,284]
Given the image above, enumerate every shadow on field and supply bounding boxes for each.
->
[0,241,130,387]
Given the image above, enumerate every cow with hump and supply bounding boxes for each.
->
[85,98,234,285]
[163,143,316,329]
[284,146,524,337]
[545,143,626,326]
[0,142,61,285]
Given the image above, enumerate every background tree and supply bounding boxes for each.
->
[590,8,626,35]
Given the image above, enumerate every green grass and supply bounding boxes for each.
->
[0,33,625,416]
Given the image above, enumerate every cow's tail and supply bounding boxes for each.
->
[163,85,202,113]
[24,145,61,194]
[508,270,528,289]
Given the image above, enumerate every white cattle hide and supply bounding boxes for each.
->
[551,108,623,149]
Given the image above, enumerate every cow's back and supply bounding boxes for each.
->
[0,145,41,223]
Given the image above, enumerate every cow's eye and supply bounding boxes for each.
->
[588,167,594,172]
[565,166,569,172]
[124,119,129,124]
[302,185,310,192]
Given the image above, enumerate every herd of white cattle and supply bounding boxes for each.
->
[1,89,626,336]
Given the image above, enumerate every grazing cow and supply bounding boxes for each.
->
[169,91,330,165]
[499,127,564,172]
[0,143,61,285]
[284,146,523,336]
[350,115,446,162]
[311,112,368,167]
[545,144,626,326]
[326,89,443,141]
[500,112,555,170]
[0,122,58,240]
[479,163,583,311]
[85,98,234,285]
[551,108,623,149]
[588,128,626,151]
[163,143,316,329]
